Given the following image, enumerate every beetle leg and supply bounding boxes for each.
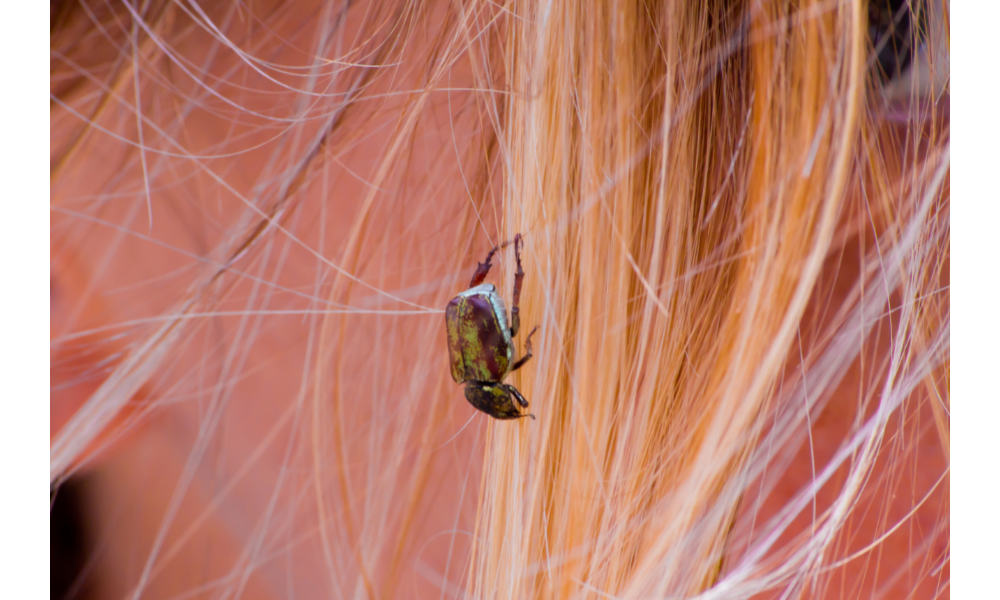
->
[469,236,518,288]
[503,385,535,420]
[510,234,524,337]
[503,383,530,408]
[508,325,538,373]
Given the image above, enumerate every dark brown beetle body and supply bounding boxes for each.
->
[445,235,537,420]
[445,285,512,384]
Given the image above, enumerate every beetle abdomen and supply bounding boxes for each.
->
[445,288,511,383]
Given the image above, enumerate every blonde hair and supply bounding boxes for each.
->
[51,0,949,598]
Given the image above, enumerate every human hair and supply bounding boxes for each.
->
[51,0,949,598]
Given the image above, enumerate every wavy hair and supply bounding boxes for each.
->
[51,0,949,598]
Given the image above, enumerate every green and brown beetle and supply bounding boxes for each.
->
[445,234,538,420]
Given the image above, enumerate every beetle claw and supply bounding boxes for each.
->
[469,236,520,288]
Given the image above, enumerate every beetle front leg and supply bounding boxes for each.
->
[508,325,538,373]
[502,384,535,420]
[503,383,532,410]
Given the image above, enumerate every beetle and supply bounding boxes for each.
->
[445,234,538,420]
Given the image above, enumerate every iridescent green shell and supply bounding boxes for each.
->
[444,284,513,383]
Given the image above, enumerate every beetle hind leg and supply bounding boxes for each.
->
[469,236,518,288]
[509,234,524,337]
